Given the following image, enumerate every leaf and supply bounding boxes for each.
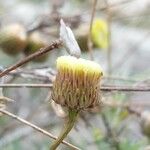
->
[60,19,81,58]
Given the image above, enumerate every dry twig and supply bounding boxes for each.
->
[104,0,112,75]
[0,84,149,92]
[87,0,97,60]
[0,39,62,78]
[0,109,80,150]
[103,100,150,108]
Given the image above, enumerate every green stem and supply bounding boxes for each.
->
[50,109,78,150]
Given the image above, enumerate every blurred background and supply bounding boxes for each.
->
[0,0,150,149]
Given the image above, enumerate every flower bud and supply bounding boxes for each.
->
[0,24,27,55]
[24,32,48,62]
[51,55,103,110]
[75,18,108,51]
[140,111,150,137]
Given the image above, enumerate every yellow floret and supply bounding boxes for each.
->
[56,56,103,76]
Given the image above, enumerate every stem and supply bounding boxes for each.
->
[87,0,97,60]
[50,109,79,150]
[104,0,112,75]
[0,109,80,150]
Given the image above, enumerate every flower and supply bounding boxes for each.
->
[91,19,108,49]
[24,32,48,62]
[0,24,27,55]
[52,55,103,110]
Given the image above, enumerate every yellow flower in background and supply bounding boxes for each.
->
[91,19,108,49]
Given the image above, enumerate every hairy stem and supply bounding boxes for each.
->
[50,109,79,150]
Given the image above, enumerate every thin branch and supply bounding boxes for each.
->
[1,67,149,83]
[1,65,148,84]
[103,100,150,108]
[7,72,50,82]
[0,84,149,92]
[12,69,54,82]
[27,0,135,34]
[27,13,81,34]
[0,67,55,82]
[101,85,150,92]
[0,84,53,88]
[0,109,80,150]
[87,0,97,60]
[0,39,63,78]
[104,0,112,75]
[102,76,143,83]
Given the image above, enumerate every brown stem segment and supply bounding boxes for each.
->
[50,109,79,150]
[0,39,62,78]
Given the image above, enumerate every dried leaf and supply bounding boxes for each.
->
[51,101,67,118]
[60,19,81,58]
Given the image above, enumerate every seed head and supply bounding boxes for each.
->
[52,56,103,110]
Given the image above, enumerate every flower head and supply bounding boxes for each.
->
[0,24,27,55]
[91,19,108,49]
[24,32,48,62]
[52,56,103,110]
